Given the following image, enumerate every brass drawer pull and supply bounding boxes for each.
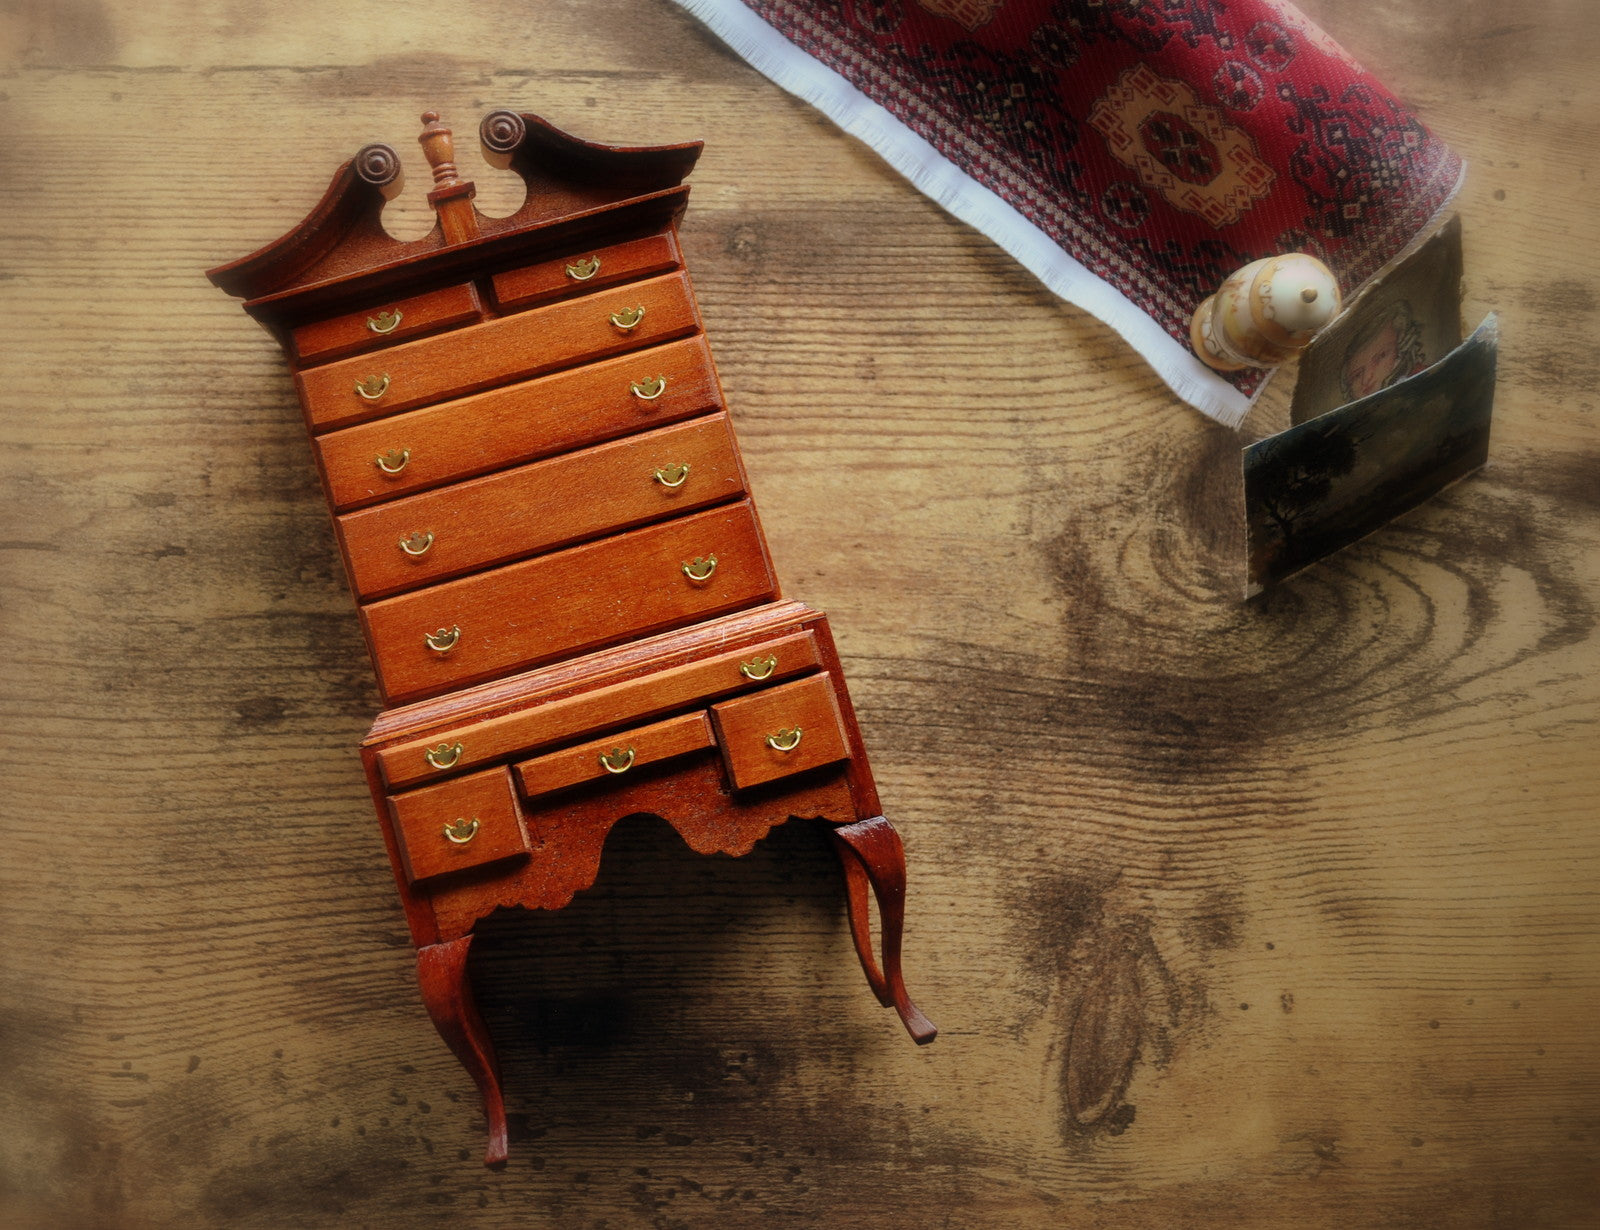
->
[374,448,410,475]
[367,308,403,335]
[424,741,463,770]
[609,305,646,331]
[566,255,601,281]
[443,817,480,844]
[424,625,461,653]
[765,727,803,753]
[630,375,667,401]
[739,654,777,681]
[399,530,434,557]
[653,462,690,489]
[681,555,717,583]
[355,373,391,401]
[598,746,636,775]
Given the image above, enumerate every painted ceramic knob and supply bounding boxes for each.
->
[1191,253,1342,372]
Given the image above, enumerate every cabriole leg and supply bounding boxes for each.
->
[416,934,509,1166]
[834,834,893,1007]
[829,816,937,1045]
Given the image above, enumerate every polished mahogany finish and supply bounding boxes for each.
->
[291,281,483,364]
[377,619,825,789]
[297,271,701,431]
[207,107,933,1166]
[491,233,683,310]
[360,498,778,704]
[514,710,716,798]
[389,765,530,886]
[335,414,746,599]
[314,336,723,511]
[711,672,851,791]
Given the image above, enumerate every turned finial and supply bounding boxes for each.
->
[415,109,479,245]
[1191,253,1342,371]
[418,110,462,188]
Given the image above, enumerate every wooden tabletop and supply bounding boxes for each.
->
[3,1,1596,1225]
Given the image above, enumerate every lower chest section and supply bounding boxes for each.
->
[368,619,869,932]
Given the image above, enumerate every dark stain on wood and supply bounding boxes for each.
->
[1059,932,1146,1133]
[1008,869,1190,1141]
[1012,444,1599,790]
[1184,886,1247,954]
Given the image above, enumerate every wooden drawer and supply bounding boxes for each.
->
[388,766,530,886]
[291,283,482,364]
[377,628,823,789]
[337,415,746,600]
[492,234,681,311]
[313,336,722,512]
[297,271,701,432]
[361,499,778,705]
[711,672,850,791]
[513,711,713,799]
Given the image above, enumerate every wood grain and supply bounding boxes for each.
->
[359,498,778,704]
[375,625,823,789]
[2,0,1597,1226]
[709,671,850,791]
[513,710,716,800]
[313,335,724,510]
[291,281,483,365]
[490,232,683,311]
[295,271,702,432]
[388,766,530,887]
[333,413,746,599]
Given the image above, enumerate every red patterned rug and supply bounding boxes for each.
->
[672,0,1462,425]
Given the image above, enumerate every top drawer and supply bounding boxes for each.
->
[296,271,702,433]
[290,283,483,365]
[492,234,681,311]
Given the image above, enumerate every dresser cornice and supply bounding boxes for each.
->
[207,109,702,305]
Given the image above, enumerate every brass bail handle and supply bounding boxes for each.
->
[399,530,434,557]
[425,741,463,770]
[630,375,668,401]
[766,727,803,753]
[653,463,690,489]
[598,746,636,775]
[681,555,717,583]
[443,817,480,844]
[424,625,461,653]
[739,654,777,681]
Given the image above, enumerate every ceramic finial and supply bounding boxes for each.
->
[1191,253,1342,371]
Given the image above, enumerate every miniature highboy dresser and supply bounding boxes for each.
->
[207,109,935,1164]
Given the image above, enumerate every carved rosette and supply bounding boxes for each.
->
[479,109,527,158]
[354,142,403,195]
